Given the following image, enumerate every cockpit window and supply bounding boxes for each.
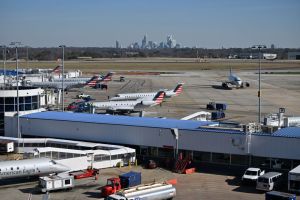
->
[50,160,57,165]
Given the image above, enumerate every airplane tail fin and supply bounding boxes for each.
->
[52,65,61,73]
[153,91,165,104]
[173,83,184,95]
[102,72,115,82]
[86,75,99,87]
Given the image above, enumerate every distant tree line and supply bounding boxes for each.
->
[1,47,299,60]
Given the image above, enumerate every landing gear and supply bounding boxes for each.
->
[222,82,229,88]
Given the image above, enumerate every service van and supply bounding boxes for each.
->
[256,172,283,191]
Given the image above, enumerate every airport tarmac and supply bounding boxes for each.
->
[0,166,268,200]
[64,68,300,123]
[2,68,299,199]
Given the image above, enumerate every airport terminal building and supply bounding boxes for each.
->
[5,111,300,170]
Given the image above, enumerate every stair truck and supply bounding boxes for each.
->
[106,182,176,200]
[101,171,141,197]
[289,165,300,193]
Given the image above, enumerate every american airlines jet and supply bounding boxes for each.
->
[51,72,115,83]
[221,69,250,89]
[27,75,100,91]
[110,83,184,101]
[93,91,165,113]
[0,158,70,179]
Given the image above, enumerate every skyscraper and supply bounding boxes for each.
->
[116,40,120,49]
[167,35,176,48]
[141,35,147,49]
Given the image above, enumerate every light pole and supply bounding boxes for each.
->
[25,46,30,68]
[59,45,66,112]
[1,45,7,85]
[10,42,22,144]
[251,45,266,124]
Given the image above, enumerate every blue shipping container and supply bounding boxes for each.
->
[265,191,296,200]
[216,103,227,110]
[119,171,141,188]
[211,111,225,120]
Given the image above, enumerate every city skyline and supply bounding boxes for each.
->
[0,0,300,48]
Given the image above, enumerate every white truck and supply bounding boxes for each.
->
[76,93,90,99]
[39,173,74,193]
[288,164,300,193]
[106,182,176,200]
[242,168,265,184]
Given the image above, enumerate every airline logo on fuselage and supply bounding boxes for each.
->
[155,92,165,104]
[0,168,36,177]
[175,85,183,95]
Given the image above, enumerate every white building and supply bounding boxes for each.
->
[0,86,56,135]
[5,112,300,170]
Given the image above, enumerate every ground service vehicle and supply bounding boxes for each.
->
[76,93,90,99]
[242,168,265,184]
[0,140,14,153]
[289,165,300,193]
[256,172,283,191]
[265,191,296,200]
[106,182,176,200]
[101,171,141,197]
[39,174,74,193]
[71,168,98,179]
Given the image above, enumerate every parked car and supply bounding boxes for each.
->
[242,168,265,184]
[256,172,283,191]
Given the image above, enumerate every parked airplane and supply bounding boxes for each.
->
[93,91,165,113]
[110,83,184,101]
[0,158,70,179]
[27,75,100,90]
[51,72,115,83]
[221,68,250,89]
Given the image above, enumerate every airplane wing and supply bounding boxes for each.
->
[107,106,135,111]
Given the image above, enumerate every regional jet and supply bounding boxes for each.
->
[110,83,184,101]
[27,75,100,91]
[0,158,70,179]
[51,72,115,83]
[93,91,165,113]
[221,68,250,89]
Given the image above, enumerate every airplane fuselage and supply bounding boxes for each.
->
[0,158,70,179]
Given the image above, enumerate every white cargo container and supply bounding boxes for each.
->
[39,173,74,193]
[288,165,300,193]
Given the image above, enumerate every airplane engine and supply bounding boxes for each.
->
[141,101,154,106]
[245,82,250,87]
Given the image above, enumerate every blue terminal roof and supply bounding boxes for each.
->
[0,69,24,76]
[21,111,219,130]
[271,127,300,139]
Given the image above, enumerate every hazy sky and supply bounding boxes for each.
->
[1,0,300,48]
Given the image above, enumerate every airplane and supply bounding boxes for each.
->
[109,83,184,101]
[51,72,115,83]
[27,75,100,91]
[221,68,250,89]
[0,158,70,179]
[93,91,165,113]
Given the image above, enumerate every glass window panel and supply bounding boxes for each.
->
[32,103,38,109]
[5,105,14,112]
[5,97,14,104]
[25,96,31,103]
[32,96,38,102]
